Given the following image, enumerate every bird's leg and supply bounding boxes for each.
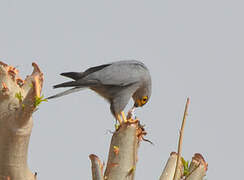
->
[121,111,127,123]
[127,107,138,123]
[116,114,123,125]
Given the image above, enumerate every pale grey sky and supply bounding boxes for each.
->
[1,0,244,179]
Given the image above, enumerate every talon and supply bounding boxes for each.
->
[116,114,123,125]
[121,111,127,123]
[114,124,120,130]
[127,118,139,124]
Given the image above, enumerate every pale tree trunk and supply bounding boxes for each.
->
[186,153,208,180]
[0,62,43,180]
[159,152,207,180]
[104,122,142,180]
[90,121,145,180]
[159,152,183,180]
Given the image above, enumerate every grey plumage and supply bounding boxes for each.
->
[48,60,152,121]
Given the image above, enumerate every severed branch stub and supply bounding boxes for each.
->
[89,119,146,180]
[0,61,44,180]
[89,154,104,180]
[186,153,208,180]
[104,121,144,180]
[159,152,183,180]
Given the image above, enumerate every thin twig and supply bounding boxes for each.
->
[173,97,190,180]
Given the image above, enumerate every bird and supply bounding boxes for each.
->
[47,60,152,124]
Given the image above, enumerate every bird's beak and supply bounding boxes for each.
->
[134,99,142,107]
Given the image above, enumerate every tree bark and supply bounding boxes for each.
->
[0,62,43,180]
[89,121,144,180]
[89,154,104,180]
[159,152,183,180]
[104,122,143,180]
[186,153,208,180]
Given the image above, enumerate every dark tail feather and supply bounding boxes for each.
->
[60,72,83,80]
[53,81,81,88]
[47,87,86,99]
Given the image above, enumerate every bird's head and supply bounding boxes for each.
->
[133,95,149,107]
[132,84,151,108]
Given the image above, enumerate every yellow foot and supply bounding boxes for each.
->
[121,111,127,123]
[116,114,123,125]
[114,123,120,130]
[127,118,139,124]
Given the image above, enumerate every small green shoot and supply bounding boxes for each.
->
[15,92,23,103]
[182,157,190,176]
[34,95,47,108]
[127,166,136,177]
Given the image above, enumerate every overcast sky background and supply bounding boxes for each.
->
[1,0,244,179]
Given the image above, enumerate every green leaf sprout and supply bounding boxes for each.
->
[34,95,47,108]
[182,157,190,176]
[15,92,23,103]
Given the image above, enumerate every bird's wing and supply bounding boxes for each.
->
[53,60,148,89]
[85,62,148,86]
[47,87,86,99]
[60,63,111,80]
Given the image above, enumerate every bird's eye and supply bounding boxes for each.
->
[141,96,148,104]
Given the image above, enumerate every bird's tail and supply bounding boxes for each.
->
[60,72,83,80]
[53,81,81,88]
[47,87,86,99]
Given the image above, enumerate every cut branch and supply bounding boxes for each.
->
[0,61,44,180]
[186,153,208,180]
[89,154,104,180]
[16,63,43,127]
[103,121,143,180]
[159,152,183,180]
